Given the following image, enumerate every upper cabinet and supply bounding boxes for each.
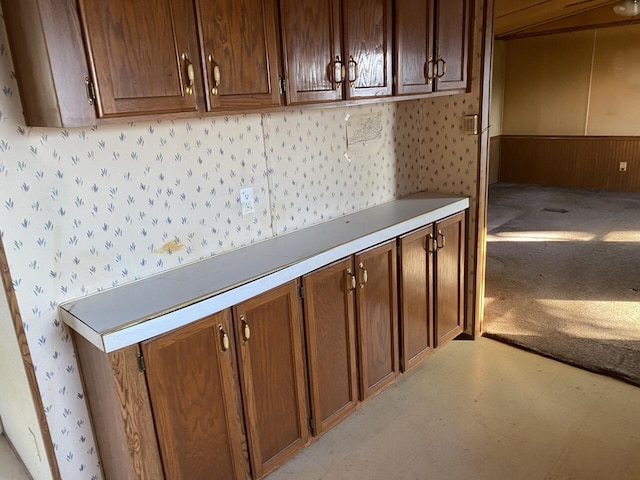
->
[79,0,283,117]
[195,0,283,111]
[2,0,471,126]
[280,0,393,105]
[434,0,470,92]
[395,0,470,95]
[78,0,203,118]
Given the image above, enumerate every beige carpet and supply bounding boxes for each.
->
[483,183,640,386]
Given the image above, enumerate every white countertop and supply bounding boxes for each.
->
[59,191,469,352]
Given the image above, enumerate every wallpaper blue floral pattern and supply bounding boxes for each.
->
[0,14,433,479]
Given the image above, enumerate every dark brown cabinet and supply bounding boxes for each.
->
[434,0,470,92]
[79,0,283,118]
[280,0,393,105]
[78,0,203,118]
[71,209,466,480]
[395,0,470,95]
[233,281,309,479]
[194,0,283,111]
[302,258,359,436]
[141,310,249,480]
[434,212,466,347]
[399,225,435,371]
[355,240,399,400]
[399,212,465,370]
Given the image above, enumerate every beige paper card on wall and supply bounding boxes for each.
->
[345,110,384,161]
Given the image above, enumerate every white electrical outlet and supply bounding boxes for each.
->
[619,162,627,172]
[240,187,255,215]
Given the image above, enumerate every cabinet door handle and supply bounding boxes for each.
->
[218,324,230,353]
[425,57,435,84]
[240,315,251,343]
[426,233,436,254]
[333,56,346,89]
[348,55,359,87]
[208,55,221,96]
[181,53,195,95]
[437,230,446,249]
[346,268,356,294]
[436,57,446,78]
[358,262,368,288]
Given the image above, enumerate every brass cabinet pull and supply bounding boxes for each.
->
[181,53,195,95]
[427,233,436,254]
[358,262,368,289]
[425,57,435,85]
[437,230,446,249]
[208,55,221,96]
[333,56,346,89]
[348,55,359,87]
[240,315,251,343]
[346,268,356,294]
[218,324,230,353]
[436,57,446,78]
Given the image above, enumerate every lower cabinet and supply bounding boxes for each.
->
[399,212,465,371]
[354,240,400,400]
[399,225,435,371]
[141,310,249,480]
[434,212,466,347]
[73,212,466,480]
[303,257,359,436]
[233,281,310,479]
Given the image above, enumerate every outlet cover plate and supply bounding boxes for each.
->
[240,187,255,215]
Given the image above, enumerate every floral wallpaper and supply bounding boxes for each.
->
[0,13,431,479]
[421,0,487,326]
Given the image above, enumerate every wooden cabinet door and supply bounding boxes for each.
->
[78,0,202,118]
[434,0,469,92]
[344,0,393,99]
[395,0,435,96]
[355,241,399,401]
[280,0,344,104]
[195,0,282,111]
[303,258,359,436]
[399,226,435,372]
[141,310,249,480]
[234,281,309,479]
[434,212,465,347]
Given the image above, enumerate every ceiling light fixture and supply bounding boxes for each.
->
[613,0,640,16]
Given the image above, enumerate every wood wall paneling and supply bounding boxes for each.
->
[499,136,640,192]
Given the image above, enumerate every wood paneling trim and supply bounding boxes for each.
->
[489,136,501,185]
[499,135,640,192]
[74,339,164,480]
[471,0,493,338]
[0,237,61,480]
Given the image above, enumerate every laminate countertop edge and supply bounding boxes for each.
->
[59,192,469,352]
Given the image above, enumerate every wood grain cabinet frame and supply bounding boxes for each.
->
[354,240,400,400]
[233,281,310,479]
[399,225,435,371]
[77,0,204,118]
[194,0,283,112]
[279,0,393,105]
[399,212,466,371]
[433,212,466,347]
[72,216,466,480]
[141,310,250,480]
[395,0,470,95]
[302,257,359,436]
